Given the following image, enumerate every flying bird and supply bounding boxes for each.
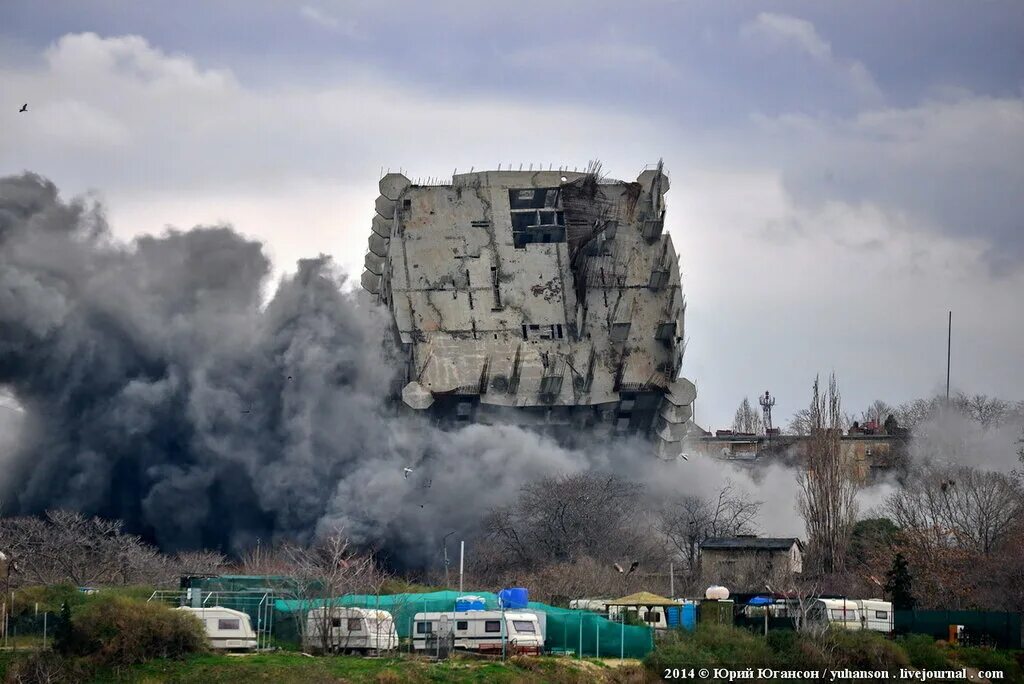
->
[403,467,413,479]
[19,104,28,113]
[241,403,253,414]
[628,560,639,574]
[679,453,690,462]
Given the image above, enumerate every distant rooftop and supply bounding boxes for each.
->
[701,537,801,551]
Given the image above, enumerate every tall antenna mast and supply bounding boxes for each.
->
[759,390,775,434]
[946,311,952,402]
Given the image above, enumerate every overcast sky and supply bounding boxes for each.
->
[2,0,1022,429]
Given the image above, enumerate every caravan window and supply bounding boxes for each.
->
[830,609,856,621]
[875,610,889,620]
[484,620,501,633]
[331,617,342,628]
[218,618,240,631]
[347,618,362,632]
[416,621,432,634]
[456,621,468,631]
[512,620,536,633]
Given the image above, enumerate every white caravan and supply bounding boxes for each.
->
[855,599,894,634]
[806,599,862,631]
[177,606,257,650]
[569,598,609,613]
[304,607,399,653]
[412,611,544,655]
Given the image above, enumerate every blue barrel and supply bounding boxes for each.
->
[455,596,486,612]
[681,603,697,630]
[498,587,529,609]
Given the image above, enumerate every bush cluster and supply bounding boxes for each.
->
[647,625,933,678]
[66,596,207,665]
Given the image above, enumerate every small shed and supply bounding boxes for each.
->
[699,536,803,591]
[607,591,679,629]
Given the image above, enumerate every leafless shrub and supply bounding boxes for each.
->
[278,526,387,653]
[659,483,761,582]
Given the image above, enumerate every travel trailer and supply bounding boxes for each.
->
[568,598,609,613]
[412,610,544,655]
[177,606,258,650]
[304,607,399,653]
[806,599,862,631]
[855,599,894,633]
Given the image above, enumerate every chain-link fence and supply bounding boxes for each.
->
[1,610,62,650]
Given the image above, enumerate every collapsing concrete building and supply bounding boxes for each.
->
[361,163,697,457]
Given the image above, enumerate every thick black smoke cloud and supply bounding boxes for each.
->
[0,173,812,566]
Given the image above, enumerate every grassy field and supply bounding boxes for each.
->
[0,651,648,683]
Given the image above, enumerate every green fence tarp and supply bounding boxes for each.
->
[895,610,1022,649]
[274,590,654,658]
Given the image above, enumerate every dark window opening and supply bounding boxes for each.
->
[521,324,528,340]
[218,619,240,630]
[491,266,502,309]
[331,617,342,628]
[348,618,362,631]
[484,620,502,633]
[456,621,468,630]
[416,622,432,634]
[403,199,412,209]
[508,188,559,210]
[556,324,563,339]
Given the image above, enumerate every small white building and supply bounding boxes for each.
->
[177,606,257,650]
[412,610,544,655]
[304,606,399,653]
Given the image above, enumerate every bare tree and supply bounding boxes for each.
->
[0,511,238,589]
[659,483,762,579]
[960,393,1011,428]
[280,527,382,654]
[174,550,228,577]
[479,472,656,576]
[732,397,764,434]
[886,462,1024,556]
[860,400,894,427]
[797,375,858,575]
[0,511,174,587]
[787,408,812,436]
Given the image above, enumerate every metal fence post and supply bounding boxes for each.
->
[43,612,48,650]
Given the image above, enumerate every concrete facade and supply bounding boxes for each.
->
[361,164,696,455]
[692,432,909,483]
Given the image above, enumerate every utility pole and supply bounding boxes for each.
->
[946,311,952,402]
[458,541,465,595]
